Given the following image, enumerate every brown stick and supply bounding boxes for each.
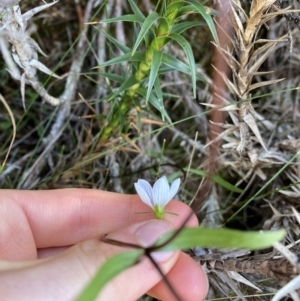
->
[191,0,231,213]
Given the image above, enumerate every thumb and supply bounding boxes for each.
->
[0,220,179,301]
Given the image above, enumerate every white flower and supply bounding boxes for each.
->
[134,176,181,219]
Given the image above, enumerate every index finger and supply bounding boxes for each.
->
[4,189,198,248]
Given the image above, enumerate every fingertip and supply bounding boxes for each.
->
[148,252,209,301]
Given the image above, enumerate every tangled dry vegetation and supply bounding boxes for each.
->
[2,0,300,300]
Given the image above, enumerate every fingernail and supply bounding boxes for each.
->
[135,220,175,262]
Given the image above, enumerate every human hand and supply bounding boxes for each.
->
[0,189,208,301]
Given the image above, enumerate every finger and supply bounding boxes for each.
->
[0,197,36,260]
[148,252,209,301]
[37,247,70,259]
[4,189,198,249]
[0,220,180,301]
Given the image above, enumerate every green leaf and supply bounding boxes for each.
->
[171,21,206,34]
[95,28,131,54]
[167,33,196,97]
[158,65,205,82]
[128,0,145,21]
[94,51,145,68]
[153,77,172,125]
[185,0,219,45]
[76,250,143,301]
[109,75,138,100]
[161,53,204,81]
[146,50,163,102]
[154,77,163,109]
[166,1,186,21]
[100,14,143,24]
[213,175,243,193]
[161,53,191,75]
[137,87,172,124]
[132,12,160,56]
[97,72,125,83]
[156,228,286,251]
[184,168,243,193]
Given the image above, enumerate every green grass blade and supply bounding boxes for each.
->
[157,228,286,251]
[185,168,243,193]
[146,50,163,103]
[225,152,299,225]
[212,175,242,193]
[76,250,143,301]
[132,12,160,56]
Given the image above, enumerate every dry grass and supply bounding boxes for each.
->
[2,0,300,300]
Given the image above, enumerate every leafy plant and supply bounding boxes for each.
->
[94,0,218,139]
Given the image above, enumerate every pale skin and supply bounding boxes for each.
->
[0,189,208,301]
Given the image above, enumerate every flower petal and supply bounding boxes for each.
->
[169,178,181,200]
[134,180,154,209]
[152,176,170,207]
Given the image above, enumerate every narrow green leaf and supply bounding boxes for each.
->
[213,175,244,193]
[158,65,205,82]
[97,72,125,83]
[171,21,206,34]
[128,0,145,21]
[132,12,160,56]
[94,52,145,68]
[109,75,138,100]
[157,228,286,251]
[154,77,163,108]
[166,1,186,21]
[161,53,190,75]
[146,50,163,102]
[100,14,143,23]
[153,77,171,124]
[185,0,219,45]
[167,33,196,97]
[161,53,204,81]
[76,250,143,301]
[95,28,131,54]
[184,168,243,193]
[137,87,172,124]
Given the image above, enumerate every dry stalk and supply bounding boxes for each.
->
[0,0,62,107]
[213,0,300,167]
